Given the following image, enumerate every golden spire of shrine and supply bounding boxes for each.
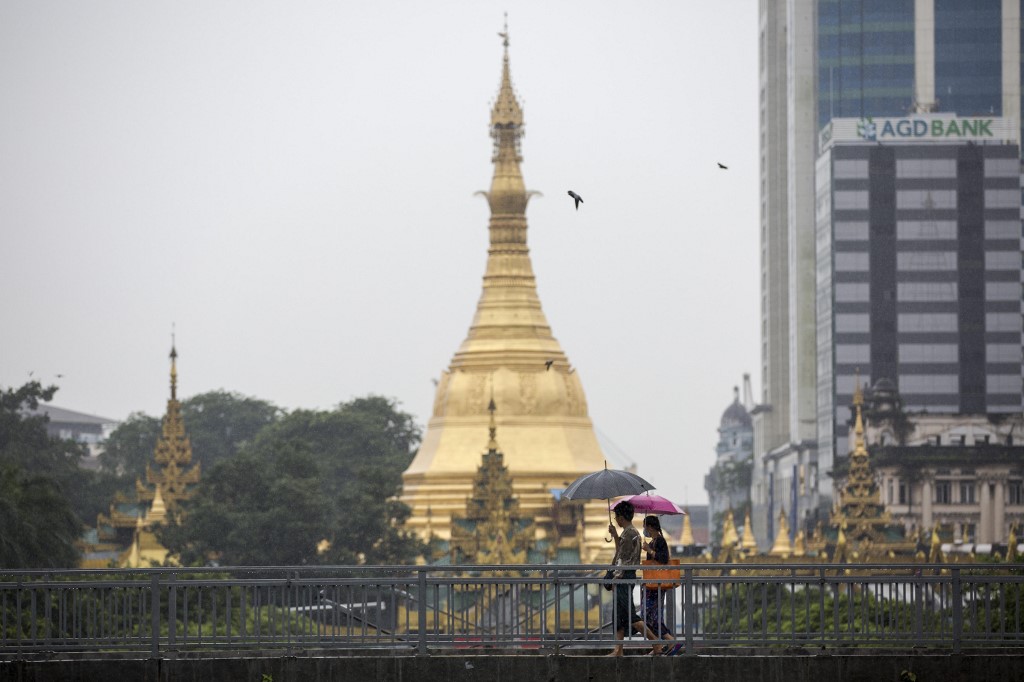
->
[170,334,178,401]
[680,510,694,546]
[721,508,739,547]
[740,507,758,553]
[830,372,894,539]
[769,507,792,556]
[137,341,200,509]
[400,24,609,562]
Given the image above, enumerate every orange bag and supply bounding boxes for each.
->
[641,558,680,590]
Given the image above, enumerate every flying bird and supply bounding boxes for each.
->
[545,360,555,371]
[567,190,583,210]
[717,162,728,169]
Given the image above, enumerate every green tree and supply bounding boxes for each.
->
[0,382,85,568]
[160,396,425,566]
[99,391,281,485]
[97,412,160,480]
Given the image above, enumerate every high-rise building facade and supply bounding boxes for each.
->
[816,115,1023,470]
[753,0,1023,549]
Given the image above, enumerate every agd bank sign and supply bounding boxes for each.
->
[819,115,1016,150]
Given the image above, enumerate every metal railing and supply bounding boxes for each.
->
[3,563,1024,656]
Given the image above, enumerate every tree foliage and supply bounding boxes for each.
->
[159,396,426,566]
[0,382,85,568]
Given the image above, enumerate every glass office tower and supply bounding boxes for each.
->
[754,0,1022,548]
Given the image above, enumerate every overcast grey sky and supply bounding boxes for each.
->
[1,1,759,506]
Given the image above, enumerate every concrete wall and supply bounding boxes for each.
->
[4,653,1024,682]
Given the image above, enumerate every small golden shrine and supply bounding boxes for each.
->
[449,399,537,567]
[80,342,200,568]
[825,381,915,559]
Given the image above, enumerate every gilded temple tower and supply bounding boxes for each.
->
[401,29,611,561]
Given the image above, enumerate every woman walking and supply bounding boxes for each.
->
[642,515,682,655]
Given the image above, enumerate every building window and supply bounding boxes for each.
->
[835,221,869,240]
[899,375,960,394]
[899,344,958,363]
[1009,481,1024,505]
[836,314,871,332]
[984,189,1021,209]
[986,281,1022,301]
[986,313,1022,332]
[984,251,1022,271]
[935,481,952,505]
[896,251,958,271]
[985,220,1021,240]
[988,375,1023,394]
[898,482,908,505]
[897,281,957,302]
[896,159,957,179]
[834,159,869,179]
[896,189,956,210]
[836,252,870,271]
[835,282,870,302]
[898,220,957,240]
[898,313,958,333]
[959,482,976,504]
[983,158,1020,177]
[835,191,869,210]
[962,523,975,543]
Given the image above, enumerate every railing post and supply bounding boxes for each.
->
[417,568,428,656]
[951,568,962,654]
[914,570,923,644]
[167,572,177,650]
[150,573,160,658]
[683,568,694,655]
[552,569,561,655]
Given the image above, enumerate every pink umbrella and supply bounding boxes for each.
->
[610,494,686,516]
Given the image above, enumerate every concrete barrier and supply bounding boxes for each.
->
[3,652,1024,682]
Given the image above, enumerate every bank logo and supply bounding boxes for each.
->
[857,118,877,141]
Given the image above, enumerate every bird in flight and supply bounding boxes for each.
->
[567,190,583,210]
[545,360,555,371]
[717,162,728,170]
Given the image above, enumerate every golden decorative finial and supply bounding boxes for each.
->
[498,12,509,48]
[169,326,178,401]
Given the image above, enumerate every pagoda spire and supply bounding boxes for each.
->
[137,341,200,509]
[170,334,178,401]
[459,17,557,358]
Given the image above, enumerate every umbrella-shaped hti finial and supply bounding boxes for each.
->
[562,462,655,542]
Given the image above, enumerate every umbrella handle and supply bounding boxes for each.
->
[606,501,614,542]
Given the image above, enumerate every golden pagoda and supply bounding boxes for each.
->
[449,400,536,567]
[82,342,199,568]
[401,26,610,561]
[826,379,915,559]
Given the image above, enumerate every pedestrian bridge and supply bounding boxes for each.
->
[2,563,1023,680]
